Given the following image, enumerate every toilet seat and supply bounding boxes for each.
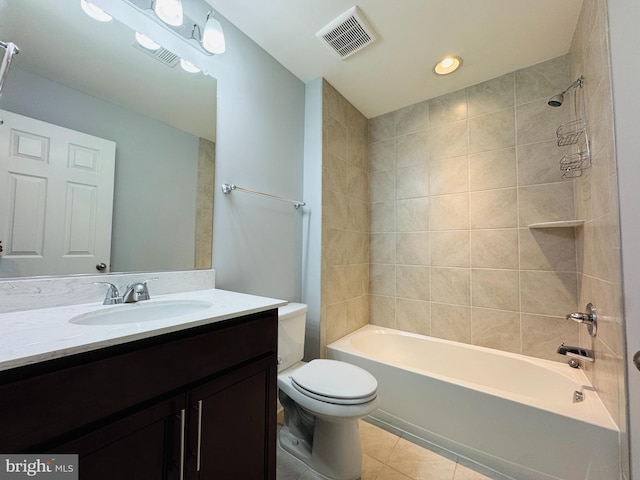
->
[290,359,377,405]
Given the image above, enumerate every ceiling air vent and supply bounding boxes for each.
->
[316,6,378,60]
[132,42,180,68]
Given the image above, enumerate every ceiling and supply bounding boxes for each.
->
[1,0,584,128]
[0,0,217,141]
[208,0,583,118]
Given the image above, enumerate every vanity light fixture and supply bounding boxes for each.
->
[180,58,200,73]
[202,11,225,54]
[84,0,225,75]
[80,0,113,22]
[121,0,225,58]
[135,32,161,50]
[153,0,183,27]
[434,56,462,75]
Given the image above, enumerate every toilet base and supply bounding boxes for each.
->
[279,417,363,480]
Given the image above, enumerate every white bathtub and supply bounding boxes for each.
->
[327,325,620,480]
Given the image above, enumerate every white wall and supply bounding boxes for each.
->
[608,0,640,478]
[208,15,306,302]
[0,68,199,273]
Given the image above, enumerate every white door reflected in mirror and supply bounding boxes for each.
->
[0,109,115,277]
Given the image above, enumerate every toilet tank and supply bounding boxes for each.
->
[278,303,308,372]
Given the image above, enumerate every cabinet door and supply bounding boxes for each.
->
[187,355,277,480]
[51,395,185,480]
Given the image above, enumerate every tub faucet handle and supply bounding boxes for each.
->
[565,303,597,337]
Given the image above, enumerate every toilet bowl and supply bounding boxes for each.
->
[277,303,378,480]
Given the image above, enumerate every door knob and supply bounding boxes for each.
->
[634,351,640,372]
[96,262,107,272]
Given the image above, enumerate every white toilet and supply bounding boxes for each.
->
[277,303,378,480]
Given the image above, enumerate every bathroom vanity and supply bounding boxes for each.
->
[0,289,285,479]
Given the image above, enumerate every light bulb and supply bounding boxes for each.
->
[440,58,455,69]
[434,56,462,75]
[154,0,183,27]
[80,0,113,22]
[202,12,226,54]
[180,59,200,73]
[135,32,161,51]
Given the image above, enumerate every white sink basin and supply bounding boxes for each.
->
[70,300,213,325]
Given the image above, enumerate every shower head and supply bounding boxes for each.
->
[547,76,584,108]
[548,93,564,107]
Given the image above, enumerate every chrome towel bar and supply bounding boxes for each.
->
[221,183,305,209]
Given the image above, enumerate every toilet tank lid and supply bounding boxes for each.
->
[278,302,308,320]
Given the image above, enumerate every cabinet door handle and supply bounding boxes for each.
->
[178,408,186,480]
[196,400,203,472]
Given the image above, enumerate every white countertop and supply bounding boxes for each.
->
[0,289,287,372]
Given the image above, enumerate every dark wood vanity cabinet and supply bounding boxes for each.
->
[51,394,185,480]
[186,356,276,479]
[0,309,278,480]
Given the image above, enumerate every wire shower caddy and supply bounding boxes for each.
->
[556,76,591,179]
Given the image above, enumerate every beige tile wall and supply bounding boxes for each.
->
[570,0,626,434]
[365,0,626,436]
[321,81,370,350]
[195,138,215,270]
[368,55,586,363]
[318,0,625,438]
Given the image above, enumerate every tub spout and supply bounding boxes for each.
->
[557,342,594,362]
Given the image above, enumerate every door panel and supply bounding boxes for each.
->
[50,395,184,480]
[188,355,277,480]
[0,109,115,276]
[63,181,98,255]
[5,172,47,255]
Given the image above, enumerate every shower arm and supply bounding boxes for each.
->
[0,41,20,97]
[560,75,584,96]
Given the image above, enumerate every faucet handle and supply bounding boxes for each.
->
[94,282,121,305]
[126,283,148,302]
[142,277,159,297]
[565,303,597,337]
[138,277,158,298]
[122,278,158,303]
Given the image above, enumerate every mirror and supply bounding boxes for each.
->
[0,0,216,277]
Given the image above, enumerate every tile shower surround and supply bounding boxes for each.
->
[570,0,627,462]
[321,81,370,348]
[366,21,624,437]
[368,54,580,362]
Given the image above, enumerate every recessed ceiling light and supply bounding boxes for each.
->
[434,56,462,75]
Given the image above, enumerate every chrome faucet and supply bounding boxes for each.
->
[557,342,595,363]
[95,278,157,305]
[565,303,597,337]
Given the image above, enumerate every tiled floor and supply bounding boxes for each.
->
[276,418,510,480]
